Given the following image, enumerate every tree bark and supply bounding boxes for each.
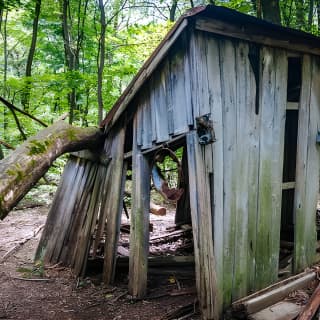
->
[97,0,106,124]
[261,0,281,24]
[0,120,104,220]
[21,0,41,111]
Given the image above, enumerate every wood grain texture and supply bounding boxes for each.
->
[187,131,219,320]
[219,39,238,306]
[129,114,151,298]
[255,47,287,289]
[294,55,320,271]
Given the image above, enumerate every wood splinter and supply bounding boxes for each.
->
[297,281,320,320]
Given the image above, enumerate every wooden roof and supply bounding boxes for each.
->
[101,5,320,130]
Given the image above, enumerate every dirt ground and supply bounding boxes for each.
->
[0,204,199,320]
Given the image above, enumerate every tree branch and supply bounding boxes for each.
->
[0,96,48,127]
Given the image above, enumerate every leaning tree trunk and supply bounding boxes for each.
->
[0,120,104,220]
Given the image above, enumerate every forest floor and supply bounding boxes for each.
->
[0,198,199,320]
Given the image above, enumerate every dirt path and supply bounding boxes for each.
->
[0,207,199,320]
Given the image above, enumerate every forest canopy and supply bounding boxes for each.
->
[0,0,320,155]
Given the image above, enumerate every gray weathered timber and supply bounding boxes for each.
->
[129,114,151,298]
[187,131,219,320]
[294,55,312,271]
[232,41,258,300]
[206,35,224,309]
[255,47,287,289]
[219,39,237,306]
[35,158,79,260]
[195,18,320,56]
[59,160,97,265]
[141,94,153,150]
[46,158,87,263]
[72,164,105,276]
[103,127,126,284]
[294,55,320,271]
[151,69,170,143]
[170,40,192,135]
[189,32,211,118]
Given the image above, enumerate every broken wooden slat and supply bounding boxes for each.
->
[296,281,320,320]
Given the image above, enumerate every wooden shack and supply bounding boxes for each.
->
[38,5,320,319]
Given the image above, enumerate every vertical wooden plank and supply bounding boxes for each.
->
[153,66,170,143]
[35,158,78,260]
[255,47,287,289]
[245,44,260,294]
[103,127,126,283]
[129,114,151,298]
[187,131,219,320]
[170,38,192,135]
[206,35,224,311]
[164,59,174,135]
[141,92,152,150]
[46,158,87,263]
[294,55,320,271]
[219,39,237,306]
[189,32,211,118]
[232,42,251,300]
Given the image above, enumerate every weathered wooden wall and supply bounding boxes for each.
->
[187,31,289,309]
[129,29,320,318]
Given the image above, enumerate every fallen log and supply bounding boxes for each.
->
[296,281,320,320]
[0,120,104,220]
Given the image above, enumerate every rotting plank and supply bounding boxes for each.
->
[219,38,237,306]
[294,55,320,271]
[187,131,219,320]
[245,42,260,294]
[35,158,79,260]
[206,35,224,313]
[129,114,151,298]
[232,41,252,300]
[103,127,126,284]
[46,158,87,264]
[255,47,287,289]
[294,55,312,272]
[59,160,96,265]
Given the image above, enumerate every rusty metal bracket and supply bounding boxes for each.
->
[196,114,216,145]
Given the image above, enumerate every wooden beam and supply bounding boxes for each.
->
[232,270,316,316]
[195,18,320,56]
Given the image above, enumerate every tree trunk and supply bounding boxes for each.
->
[308,0,314,31]
[0,120,104,220]
[97,0,106,124]
[261,0,281,24]
[21,0,41,111]
[295,0,305,29]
